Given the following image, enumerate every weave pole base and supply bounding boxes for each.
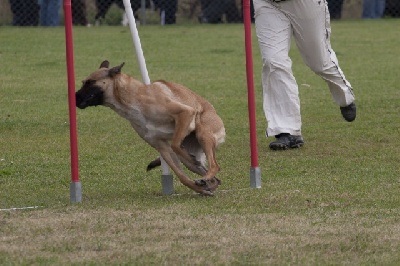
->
[70,181,82,203]
[250,167,261,188]
[161,174,174,195]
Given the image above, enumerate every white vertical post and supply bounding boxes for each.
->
[122,0,174,195]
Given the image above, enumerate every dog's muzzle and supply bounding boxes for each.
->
[75,86,104,109]
[75,93,92,109]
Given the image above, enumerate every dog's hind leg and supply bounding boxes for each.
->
[179,132,208,176]
[147,154,207,176]
[146,155,207,176]
[156,142,214,196]
[179,156,207,176]
[167,102,200,166]
[192,127,222,192]
[146,133,207,176]
[196,137,221,192]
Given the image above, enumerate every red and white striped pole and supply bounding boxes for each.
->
[64,0,82,202]
[243,0,261,188]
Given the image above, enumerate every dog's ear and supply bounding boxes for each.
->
[108,62,125,77]
[99,60,110,69]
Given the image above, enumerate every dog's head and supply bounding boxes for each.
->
[75,60,125,109]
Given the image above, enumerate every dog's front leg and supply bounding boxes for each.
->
[156,143,214,196]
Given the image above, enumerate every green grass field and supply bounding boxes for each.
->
[1,19,400,264]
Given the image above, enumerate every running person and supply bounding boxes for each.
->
[253,0,356,150]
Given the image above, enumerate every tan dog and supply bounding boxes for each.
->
[75,60,225,195]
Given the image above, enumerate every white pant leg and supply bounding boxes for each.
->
[254,0,302,137]
[284,0,355,107]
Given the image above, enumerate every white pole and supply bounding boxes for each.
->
[122,0,150,84]
[122,0,174,194]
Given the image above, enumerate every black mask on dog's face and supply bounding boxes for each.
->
[75,60,124,109]
[75,79,104,109]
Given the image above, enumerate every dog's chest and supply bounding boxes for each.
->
[115,105,175,140]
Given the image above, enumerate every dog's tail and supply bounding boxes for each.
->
[146,157,161,171]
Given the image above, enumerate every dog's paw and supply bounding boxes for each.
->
[194,179,207,187]
[207,178,221,193]
[193,180,213,196]
[194,177,221,195]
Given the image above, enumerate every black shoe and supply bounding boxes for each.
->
[269,133,304,150]
[340,102,356,122]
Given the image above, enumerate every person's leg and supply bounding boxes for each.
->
[363,0,375,18]
[327,0,336,18]
[166,0,178,24]
[128,0,141,21]
[16,0,30,26]
[200,0,224,23]
[160,0,177,24]
[376,0,386,17]
[254,0,302,137]
[39,0,48,26]
[72,0,88,26]
[337,0,344,18]
[284,0,355,110]
[47,0,61,26]
[95,0,112,21]
[225,0,241,23]
[21,0,39,25]
[133,0,141,12]
[328,0,343,19]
